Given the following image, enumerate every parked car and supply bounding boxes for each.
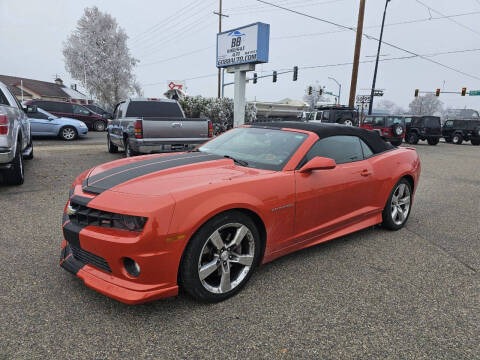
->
[84,103,113,120]
[360,115,405,146]
[107,98,213,157]
[27,107,88,140]
[0,81,33,185]
[442,119,480,145]
[306,106,358,126]
[403,115,442,145]
[60,122,420,304]
[24,99,107,131]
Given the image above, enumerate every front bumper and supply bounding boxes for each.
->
[60,243,178,304]
[59,192,181,304]
[78,128,88,137]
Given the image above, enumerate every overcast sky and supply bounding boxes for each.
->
[1,0,480,110]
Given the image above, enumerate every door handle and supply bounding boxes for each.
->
[171,122,183,128]
[360,169,372,177]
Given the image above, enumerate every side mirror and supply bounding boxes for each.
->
[102,113,108,119]
[299,156,336,173]
[26,105,38,114]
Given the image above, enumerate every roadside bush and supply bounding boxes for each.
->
[179,96,257,128]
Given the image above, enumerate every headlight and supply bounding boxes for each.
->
[116,215,148,232]
[78,123,86,128]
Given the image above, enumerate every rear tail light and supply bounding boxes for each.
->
[208,120,213,137]
[134,120,143,139]
[0,114,8,135]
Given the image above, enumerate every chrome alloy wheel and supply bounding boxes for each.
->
[62,127,76,140]
[198,223,255,294]
[344,120,354,126]
[391,183,411,226]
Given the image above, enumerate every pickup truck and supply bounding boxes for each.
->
[0,81,34,185]
[107,98,213,156]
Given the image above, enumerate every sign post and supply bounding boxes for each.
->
[217,22,270,127]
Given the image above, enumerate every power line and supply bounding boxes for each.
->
[131,0,203,41]
[138,46,214,67]
[141,47,480,88]
[136,15,216,59]
[256,0,480,81]
[131,0,216,51]
[415,0,480,37]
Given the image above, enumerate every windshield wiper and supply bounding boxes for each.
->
[224,155,248,167]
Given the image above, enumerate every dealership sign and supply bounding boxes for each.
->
[216,22,270,68]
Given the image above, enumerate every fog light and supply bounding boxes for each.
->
[124,257,140,277]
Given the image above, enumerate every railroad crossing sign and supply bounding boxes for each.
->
[356,95,371,104]
[469,90,480,96]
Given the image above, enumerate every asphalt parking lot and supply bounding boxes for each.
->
[1,133,479,359]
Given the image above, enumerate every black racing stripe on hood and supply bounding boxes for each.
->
[86,153,198,185]
[83,153,223,194]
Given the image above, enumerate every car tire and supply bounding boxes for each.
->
[452,134,463,145]
[180,211,262,302]
[94,120,106,132]
[342,119,354,126]
[427,137,439,145]
[390,139,403,147]
[60,126,78,141]
[124,139,136,157]
[107,134,118,153]
[4,139,24,185]
[406,132,419,145]
[382,178,412,231]
[471,139,480,146]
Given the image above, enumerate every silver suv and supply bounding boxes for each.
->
[0,81,33,185]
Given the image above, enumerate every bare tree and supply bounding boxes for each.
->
[408,94,443,116]
[376,99,405,115]
[63,7,140,109]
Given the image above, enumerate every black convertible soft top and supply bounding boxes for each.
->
[252,122,394,154]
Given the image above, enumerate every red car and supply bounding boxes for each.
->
[60,123,421,304]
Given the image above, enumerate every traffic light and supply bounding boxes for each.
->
[253,73,257,84]
[293,66,298,81]
[414,89,419,97]
[319,88,323,96]
[308,86,312,95]
[273,71,277,83]
[461,87,467,96]
[435,88,441,97]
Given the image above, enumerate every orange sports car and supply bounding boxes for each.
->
[60,122,421,304]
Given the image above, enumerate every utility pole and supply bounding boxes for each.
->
[214,0,229,98]
[349,0,366,108]
[368,0,391,115]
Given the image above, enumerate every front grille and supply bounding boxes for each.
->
[70,244,111,273]
[68,199,124,229]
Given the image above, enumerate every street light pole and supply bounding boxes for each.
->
[368,0,391,115]
[328,77,341,105]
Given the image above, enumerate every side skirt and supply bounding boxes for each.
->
[262,213,382,264]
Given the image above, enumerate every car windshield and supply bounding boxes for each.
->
[198,127,308,171]
[38,108,57,119]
